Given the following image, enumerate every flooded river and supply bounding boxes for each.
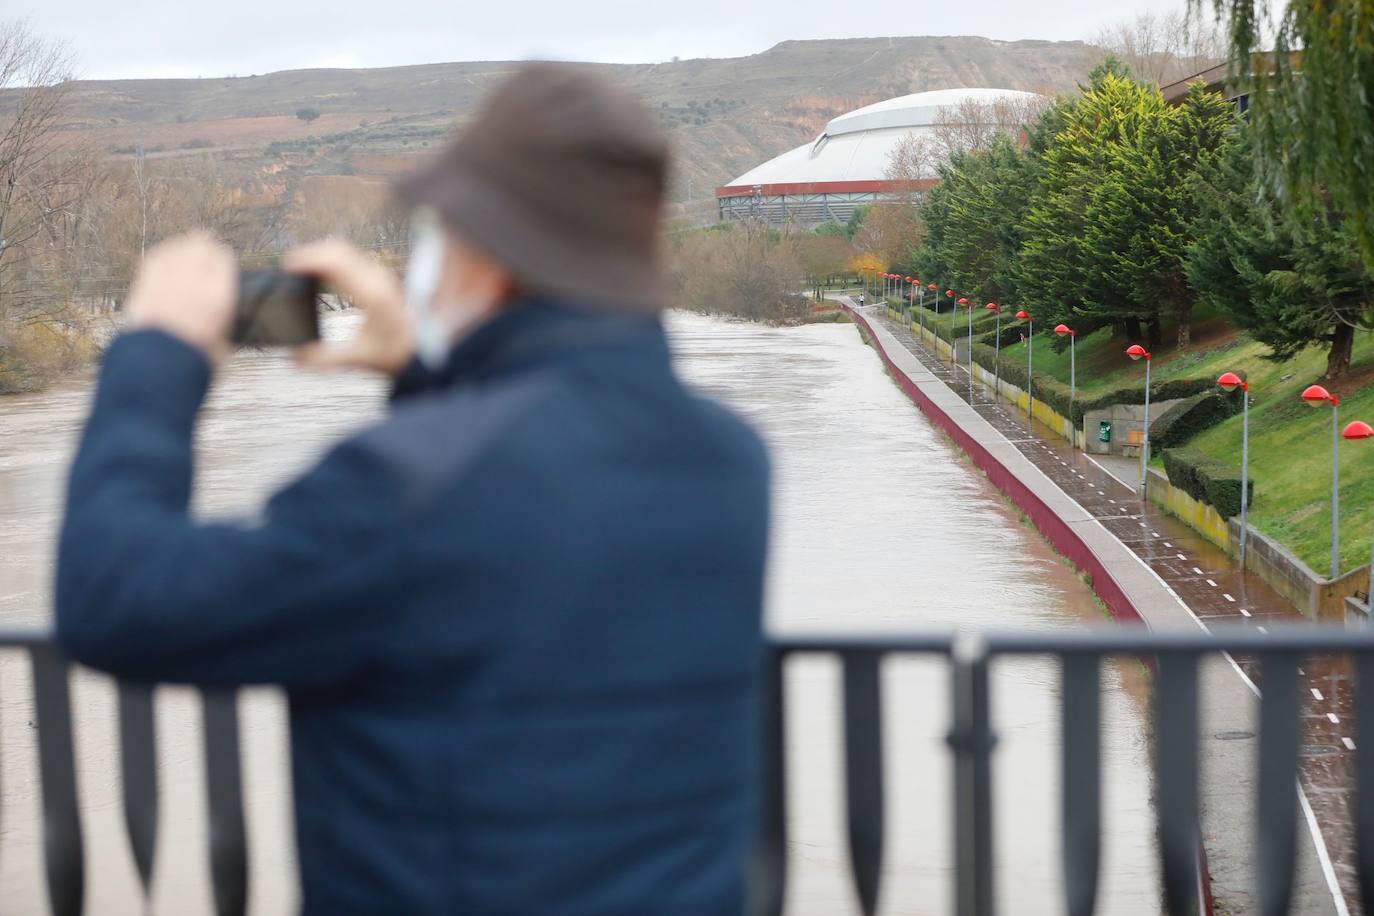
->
[0,310,1158,913]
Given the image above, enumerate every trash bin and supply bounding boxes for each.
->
[1098,420,1112,443]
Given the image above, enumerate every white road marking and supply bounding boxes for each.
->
[1206,579,1219,587]
[1329,713,1340,724]
[1164,541,1173,548]
[1344,737,1358,751]
[1240,608,1251,617]
[1223,593,1235,602]
[1312,688,1325,701]
[1258,626,1269,634]
[1193,566,1204,575]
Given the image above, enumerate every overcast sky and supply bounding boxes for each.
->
[21,0,1203,81]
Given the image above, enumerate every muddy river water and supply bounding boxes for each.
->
[0,310,1159,913]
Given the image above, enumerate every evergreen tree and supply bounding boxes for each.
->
[1185,132,1374,378]
[1019,72,1235,347]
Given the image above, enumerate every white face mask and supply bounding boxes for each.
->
[404,208,458,371]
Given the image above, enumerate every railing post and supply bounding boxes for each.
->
[30,644,85,916]
[747,649,788,916]
[203,689,249,916]
[1155,651,1201,915]
[842,651,885,915]
[1060,654,1101,916]
[949,636,995,916]
[118,681,160,896]
[1255,653,1300,915]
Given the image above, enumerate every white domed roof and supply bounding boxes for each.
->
[722,87,1042,190]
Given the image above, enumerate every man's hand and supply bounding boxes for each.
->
[284,239,414,377]
[126,233,237,365]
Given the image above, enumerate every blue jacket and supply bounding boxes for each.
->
[57,302,770,915]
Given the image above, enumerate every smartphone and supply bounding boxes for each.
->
[233,269,321,346]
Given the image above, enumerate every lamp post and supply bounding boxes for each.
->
[928,284,939,336]
[986,303,1001,399]
[1126,344,1152,499]
[1217,372,1251,567]
[947,290,958,364]
[955,297,969,370]
[1016,310,1033,429]
[1343,420,1374,615]
[966,297,976,391]
[916,279,925,334]
[1303,384,1342,579]
[1055,324,1076,447]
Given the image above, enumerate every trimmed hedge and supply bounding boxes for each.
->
[1162,447,1254,518]
[1149,389,1241,457]
[966,341,1213,425]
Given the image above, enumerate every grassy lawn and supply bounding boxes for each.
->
[1181,335,1374,575]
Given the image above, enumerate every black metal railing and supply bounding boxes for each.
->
[755,626,1374,916]
[5,625,1374,915]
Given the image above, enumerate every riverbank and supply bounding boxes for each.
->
[845,301,1346,915]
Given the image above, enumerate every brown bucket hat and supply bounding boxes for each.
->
[395,61,670,311]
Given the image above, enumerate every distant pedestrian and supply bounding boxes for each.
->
[57,62,769,915]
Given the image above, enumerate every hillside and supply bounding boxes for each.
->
[32,36,1104,222]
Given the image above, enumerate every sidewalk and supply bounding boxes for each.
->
[856,303,1355,913]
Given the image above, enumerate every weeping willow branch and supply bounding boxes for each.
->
[1196,0,1374,268]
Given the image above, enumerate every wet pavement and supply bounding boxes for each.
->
[864,305,1360,912]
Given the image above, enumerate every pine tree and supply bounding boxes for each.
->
[1185,131,1374,378]
[1019,71,1236,347]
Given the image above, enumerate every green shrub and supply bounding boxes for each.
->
[1162,447,1254,518]
[1149,389,1240,456]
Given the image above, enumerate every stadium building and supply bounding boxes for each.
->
[715,87,1042,226]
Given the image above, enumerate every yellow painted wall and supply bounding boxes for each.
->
[1145,471,1234,552]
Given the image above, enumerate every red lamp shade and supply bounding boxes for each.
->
[928,284,937,290]
[1015,310,1031,320]
[1217,371,1245,392]
[945,289,955,297]
[986,303,999,312]
[957,297,969,305]
[1126,344,1149,361]
[1302,384,1333,406]
[1054,323,1073,336]
[1344,420,1374,440]
[905,276,913,282]
[915,278,922,285]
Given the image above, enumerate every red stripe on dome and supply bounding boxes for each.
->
[714,178,938,199]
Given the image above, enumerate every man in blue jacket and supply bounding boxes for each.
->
[56,63,769,914]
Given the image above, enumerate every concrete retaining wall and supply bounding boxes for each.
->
[1141,464,1369,622]
[1145,468,1235,552]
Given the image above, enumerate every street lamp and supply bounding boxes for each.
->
[1217,372,1251,567]
[1343,419,1374,615]
[1126,344,1152,500]
[916,279,925,334]
[947,290,957,363]
[928,283,939,330]
[961,298,972,376]
[1016,310,1033,429]
[965,297,976,389]
[986,304,1001,399]
[1303,384,1342,579]
[1055,324,1077,447]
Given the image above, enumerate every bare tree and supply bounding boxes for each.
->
[929,95,1053,161]
[1092,7,1228,85]
[0,21,79,324]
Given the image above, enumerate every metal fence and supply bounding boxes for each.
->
[4,625,1374,915]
